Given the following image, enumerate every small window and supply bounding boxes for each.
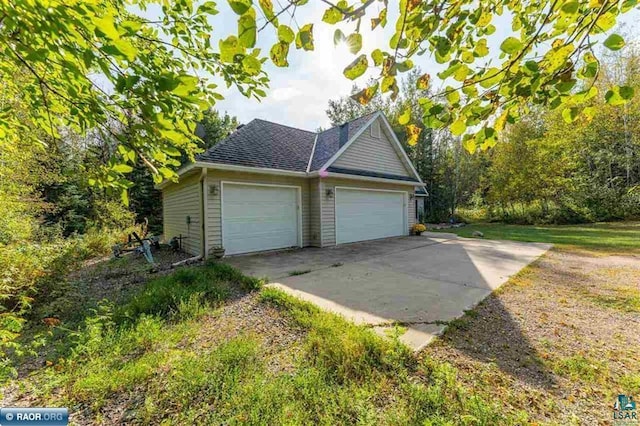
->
[370,120,381,138]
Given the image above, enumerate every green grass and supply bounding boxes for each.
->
[583,286,640,313]
[11,264,529,424]
[430,221,640,251]
[551,355,608,384]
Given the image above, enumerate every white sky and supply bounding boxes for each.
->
[204,2,639,130]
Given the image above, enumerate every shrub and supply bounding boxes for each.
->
[0,228,120,380]
[411,223,427,233]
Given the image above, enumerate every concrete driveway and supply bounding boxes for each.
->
[224,232,551,350]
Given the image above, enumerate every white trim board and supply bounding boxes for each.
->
[156,162,307,189]
[309,171,421,186]
[220,181,303,255]
[378,114,424,184]
[306,133,319,173]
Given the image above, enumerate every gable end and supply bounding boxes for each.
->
[331,116,412,177]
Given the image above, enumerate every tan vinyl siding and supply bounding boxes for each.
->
[205,170,312,252]
[308,177,321,247]
[320,177,412,246]
[162,173,202,256]
[408,196,416,227]
[333,117,411,177]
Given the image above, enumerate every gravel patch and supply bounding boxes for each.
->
[423,248,640,424]
[191,292,307,374]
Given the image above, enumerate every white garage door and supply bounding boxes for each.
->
[335,188,406,244]
[222,183,300,255]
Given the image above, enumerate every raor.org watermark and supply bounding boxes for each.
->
[0,407,68,426]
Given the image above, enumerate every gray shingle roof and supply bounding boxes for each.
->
[196,119,316,172]
[196,111,413,180]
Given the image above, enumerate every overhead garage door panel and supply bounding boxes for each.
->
[336,189,405,244]
[223,184,299,255]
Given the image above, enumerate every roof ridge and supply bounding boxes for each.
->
[252,118,316,134]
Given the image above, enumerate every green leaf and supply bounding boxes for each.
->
[562,107,580,123]
[454,64,470,82]
[346,33,362,54]
[121,189,129,206]
[603,34,625,51]
[238,10,257,48]
[228,0,252,15]
[322,7,342,24]
[398,107,411,125]
[446,88,460,105]
[270,41,289,67]
[620,85,635,100]
[500,37,523,55]
[258,0,277,27]
[561,1,579,14]
[524,60,539,73]
[278,25,295,44]
[462,138,476,154]
[295,24,314,51]
[157,74,180,92]
[242,55,261,75]
[479,67,503,88]
[371,49,383,66]
[113,163,133,173]
[474,39,489,57]
[199,1,219,14]
[173,75,199,97]
[556,80,576,93]
[381,75,395,93]
[476,11,492,27]
[334,29,345,46]
[596,13,616,32]
[580,61,598,79]
[451,119,466,136]
[343,54,368,80]
[94,15,120,41]
[219,36,244,63]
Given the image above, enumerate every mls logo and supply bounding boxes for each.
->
[614,394,638,422]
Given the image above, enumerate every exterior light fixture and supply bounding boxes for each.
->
[325,188,334,198]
